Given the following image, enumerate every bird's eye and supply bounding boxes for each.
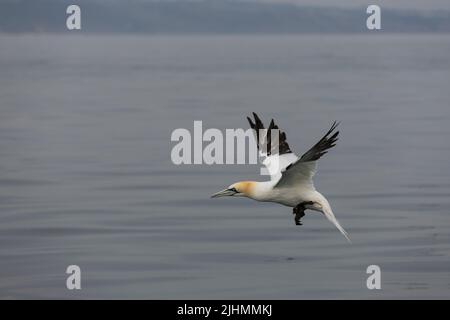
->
[229,188,238,193]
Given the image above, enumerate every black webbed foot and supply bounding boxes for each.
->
[292,201,314,226]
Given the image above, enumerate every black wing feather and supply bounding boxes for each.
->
[247,112,292,156]
[298,121,339,162]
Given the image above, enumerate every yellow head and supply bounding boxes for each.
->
[211,181,256,198]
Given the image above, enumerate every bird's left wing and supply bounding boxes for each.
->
[247,113,298,180]
[274,121,339,189]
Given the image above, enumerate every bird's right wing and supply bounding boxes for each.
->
[274,121,339,189]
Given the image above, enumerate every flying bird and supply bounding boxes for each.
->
[211,113,351,242]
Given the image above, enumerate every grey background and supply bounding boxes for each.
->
[0,1,449,299]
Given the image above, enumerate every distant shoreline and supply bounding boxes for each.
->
[1,1,449,34]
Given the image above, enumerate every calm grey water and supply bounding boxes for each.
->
[0,34,449,299]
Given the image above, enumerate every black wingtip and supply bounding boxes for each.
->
[246,113,292,156]
[269,119,275,129]
[331,121,340,132]
[247,116,255,129]
[298,120,341,162]
[252,112,265,129]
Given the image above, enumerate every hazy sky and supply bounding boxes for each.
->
[256,0,450,11]
[106,0,450,11]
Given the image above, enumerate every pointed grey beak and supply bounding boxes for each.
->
[211,189,235,198]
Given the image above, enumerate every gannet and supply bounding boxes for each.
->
[211,113,351,242]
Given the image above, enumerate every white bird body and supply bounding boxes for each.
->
[212,113,351,242]
[245,179,314,207]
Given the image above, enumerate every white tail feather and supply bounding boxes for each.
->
[322,203,351,243]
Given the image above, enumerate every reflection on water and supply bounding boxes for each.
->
[0,34,449,299]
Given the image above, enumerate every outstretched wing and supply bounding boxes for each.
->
[247,113,298,179]
[274,121,339,189]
